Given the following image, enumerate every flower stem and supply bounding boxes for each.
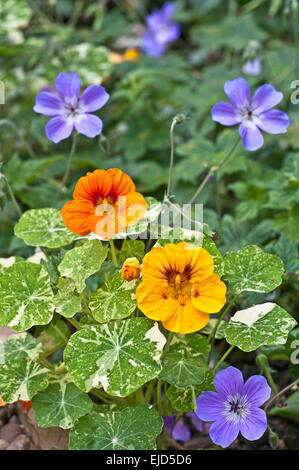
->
[109,239,119,267]
[166,115,186,200]
[188,135,240,204]
[53,132,77,207]
[2,175,22,218]
[68,317,82,330]
[213,345,235,372]
[264,378,299,413]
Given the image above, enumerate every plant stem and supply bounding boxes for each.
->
[53,132,77,207]
[2,175,22,217]
[156,379,163,414]
[109,239,119,267]
[68,317,82,330]
[164,435,185,450]
[213,345,235,372]
[188,136,240,204]
[208,294,238,343]
[166,115,185,200]
[264,378,299,412]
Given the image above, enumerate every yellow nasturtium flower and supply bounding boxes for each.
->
[136,242,227,334]
[121,257,141,281]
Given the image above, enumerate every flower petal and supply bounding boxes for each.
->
[163,415,176,435]
[254,109,290,134]
[211,102,241,126]
[239,121,264,151]
[55,72,81,104]
[162,298,209,334]
[107,168,136,196]
[196,391,225,422]
[162,2,176,20]
[136,281,178,322]
[79,85,110,112]
[74,114,103,138]
[242,375,271,407]
[209,417,240,448]
[45,116,73,143]
[172,419,191,443]
[240,407,267,441]
[191,274,227,313]
[33,92,64,116]
[61,199,95,236]
[141,32,166,58]
[251,84,283,113]
[213,366,244,398]
[224,77,251,108]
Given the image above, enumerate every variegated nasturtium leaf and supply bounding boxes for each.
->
[58,240,108,293]
[64,319,166,397]
[32,382,93,429]
[223,245,284,294]
[0,256,24,272]
[166,371,215,413]
[14,208,78,249]
[89,272,137,323]
[224,303,297,352]
[117,239,145,264]
[54,278,81,318]
[0,261,54,331]
[202,237,224,277]
[201,319,227,339]
[0,359,49,402]
[0,332,42,363]
[69,404,163,450]
[159,334,210,388]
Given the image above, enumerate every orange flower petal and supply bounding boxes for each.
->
[136,281,177,321]
[61,199,95,236]
[107,168,136,197]
[73,170,113,203]
[191,274,227,313]
[162,299,210,334]
[0,396,6,407]
[115,191,147,227]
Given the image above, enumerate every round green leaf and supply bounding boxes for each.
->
[223,245,284,294]
[64,319,166,397]
[69,404,163,450]
[1,332,43,362]
[0,261,54,331]
[0,359,49,402]
[54,278,82,318]
[14,208,78,248]
[159,333,210,387]
[117,239,145,264]
[225,303,297,352]
[32,382,93,429]
[58,240,108,293]
[89,272,137,323]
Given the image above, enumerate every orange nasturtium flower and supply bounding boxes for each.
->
[19,400,32,414]
[121,257,141,281]
[61,169,147,239]
[0,396,6,407]
[136,242,227,334]
[108,48,139,64]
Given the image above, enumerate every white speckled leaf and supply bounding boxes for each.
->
[223,245,284,293]
[54,278,82,318]
[0,261,54,331]
[32,382,93,429]
[202,237,224,277]
[89,272,137,323]
[0,359,49,402]
[14,209,78,248]
[117,240,145,264]
[159,334,210,387]
[64,319,166,397]
[58,240,107,293]
[69,404,163,450]
[225,303,297,352]
[166,371,215,413]
[0,332,43,363]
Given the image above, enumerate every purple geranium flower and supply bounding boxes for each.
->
[195,366,271,448]
[211,77,289,151]
[163,415,190,443]
[141,2,180,58]
[186,413,210,432]
[34,72,110,143]
[242,57,262,76]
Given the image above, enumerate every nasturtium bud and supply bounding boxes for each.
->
[121,257,141,281]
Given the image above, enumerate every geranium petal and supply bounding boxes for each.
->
[172,420,191,443]
[254,109,290,134]
[224,77,251,108]
[209,417,240,448]
[141,32,166,58]
[240,407,267,441]
[213,366,244,397]
[162,2,176,20]
[74,114,103,138]
[251,84,283,113]
[33,92,64,116]
[45,116,73,143]
[79,85,110,112]
[242,375,271,407]
[191,274,227,313]
[211,102,241,126]
[196,391,225,422]
[55,72,81,104]
[163,415,176,435]
[239,121,264,151]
